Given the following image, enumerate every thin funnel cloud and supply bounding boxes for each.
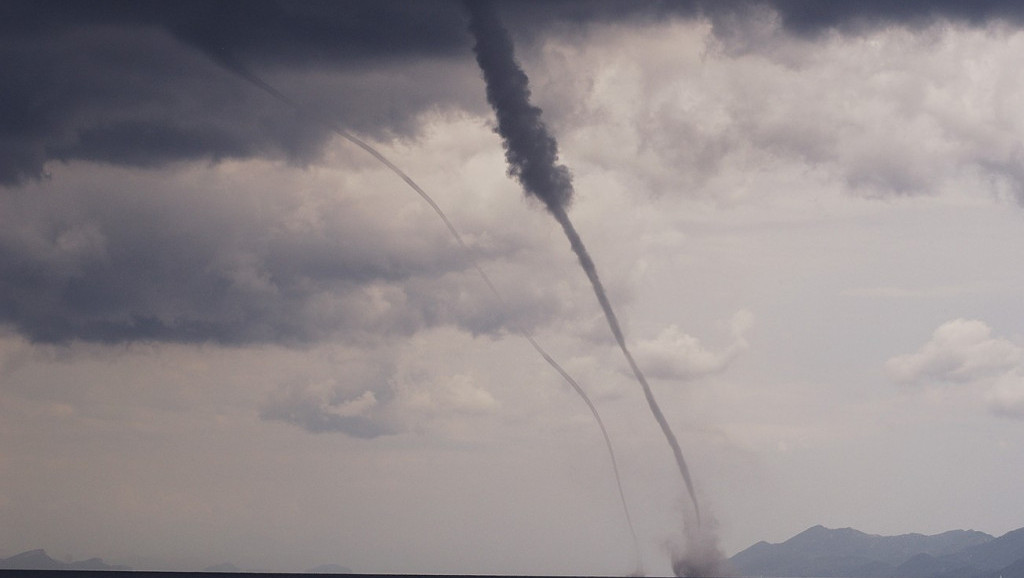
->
[464,0,703,531]
[201,47,642,569]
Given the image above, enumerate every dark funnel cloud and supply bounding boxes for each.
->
[464,0,707,566]
[463,3,574,213]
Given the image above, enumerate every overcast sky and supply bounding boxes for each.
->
[2,1,1024,575]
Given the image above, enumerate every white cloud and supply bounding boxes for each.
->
[633,310,752,381]
[886,318,1022,383]
[539,18,1024,206]
[402,373,498,415]
[886,319,1024,419]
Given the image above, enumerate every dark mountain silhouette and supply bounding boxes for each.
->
[0,549,358,574]
[979,553,1024,578]
[0,550,64,570]
[729,525,1020,578]
[0,549,130,571]
[896,527,1024,578]
[730,525,994,577]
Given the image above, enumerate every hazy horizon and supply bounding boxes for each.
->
[3,522,1020,574]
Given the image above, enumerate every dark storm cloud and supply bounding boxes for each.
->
[0,0,513,345]
[497,0,1024,35]
[757,0,1024,33]
[5,0,1024,186]
[0,0,472,71]
[0,0,707,186]
[0,0,691,345]
[0,22,331,185]
[0,0,477,186]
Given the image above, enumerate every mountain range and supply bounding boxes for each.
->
[5,527,1023,577]
[730,525,1024,578]
[0,550,353,574]
[0,549,129,571]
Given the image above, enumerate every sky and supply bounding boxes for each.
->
[2,0,1024,575]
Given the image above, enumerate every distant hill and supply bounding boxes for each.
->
[979,553,1024,578]
[729,525,1024,578]
[0,549,359,574]
[896,527,1024,578]
[0,549,130,571]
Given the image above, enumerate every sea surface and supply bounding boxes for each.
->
[0,572,614,578]
[0,572,689,578]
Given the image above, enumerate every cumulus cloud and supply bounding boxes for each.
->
[886,318,1024,419]
[885,318,1022,384]
[633,310,752,381]
[261,385,397,438]
[257,348,401,437]
[544,13,1024,207]
[0,146,579,345]
[403,373,498,415]
[260,362,498,438]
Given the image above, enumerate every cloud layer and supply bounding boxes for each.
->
[7,0,1024,185]
[0,142,572,344]
[7,1,1024,347]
